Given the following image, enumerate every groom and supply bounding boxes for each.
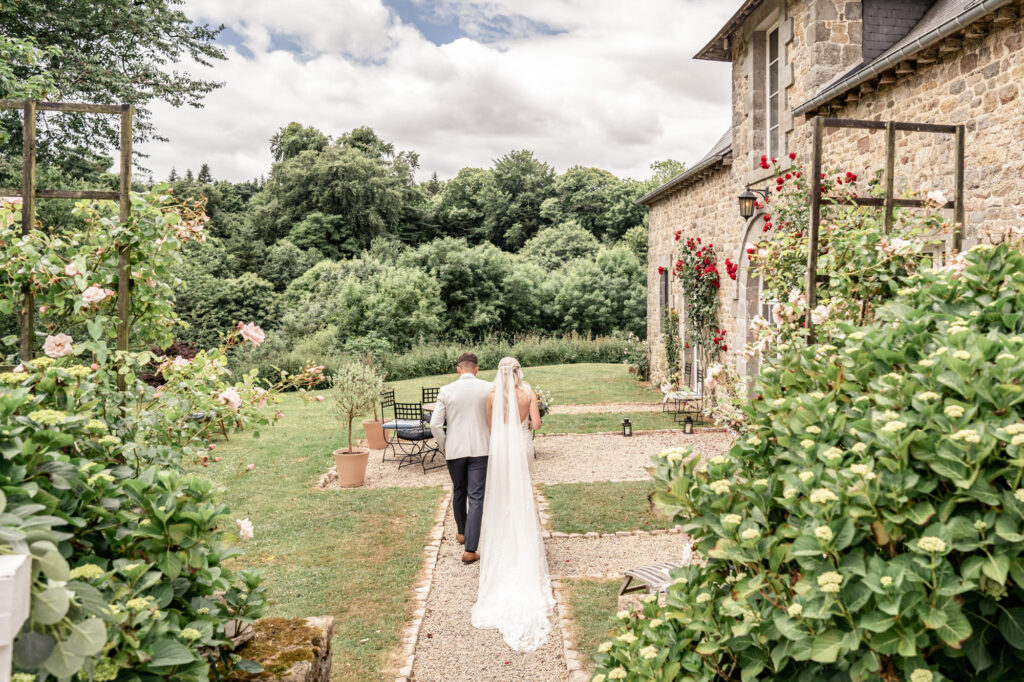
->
[429,352,491,564]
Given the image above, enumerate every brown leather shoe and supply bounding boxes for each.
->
[461,551,480,564]
[456,533,465,544]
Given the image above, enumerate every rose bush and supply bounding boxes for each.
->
[593,242,1024,681]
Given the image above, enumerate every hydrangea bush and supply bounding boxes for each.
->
[592,243,1024,681]
[0,196,320,680]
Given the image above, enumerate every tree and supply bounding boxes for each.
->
[330,360,385,453]
[0,1,225,171]
[185,168,194,182]
[197,163,212,184]
[555,246,645,337]
[270,122,330,162]
[519,220,600,271]
[646,159,687,190]
[168,167,179,182]
[490,150,555,250]
[619,225,648,259]
[539,166,644,240]
[175,271,281,348]
[434,167,501,244]
[258,239,322,291]
[250,132,414,247]
[423,172,443,196]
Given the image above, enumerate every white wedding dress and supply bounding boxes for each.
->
[470,369,554,651]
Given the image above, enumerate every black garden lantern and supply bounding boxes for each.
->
[738,186,770,219]
[622,418,632,437]
[683,416,694,435]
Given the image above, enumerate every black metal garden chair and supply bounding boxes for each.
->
[384,402,444,472]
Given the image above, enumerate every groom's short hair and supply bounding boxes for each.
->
[457,352,478,368]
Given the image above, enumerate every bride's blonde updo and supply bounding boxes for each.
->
[497,356,528,390]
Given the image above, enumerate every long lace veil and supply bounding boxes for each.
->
[471,363,553,651]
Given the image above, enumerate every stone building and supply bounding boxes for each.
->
[640,0,1024,384]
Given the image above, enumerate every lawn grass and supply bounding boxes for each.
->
[539,481,675,534]
[378,362,661,408]
[564,578,622,674]
[538,411,685,435]
[199,391,444,681]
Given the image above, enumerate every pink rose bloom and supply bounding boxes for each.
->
[82,285,109,304]
[236,518,254,541]
[43,333,75,358]
[238,322,265,346]
[217,387,242,409]
[315,396,325,402]
[214,456,222,462]
[90,363,99,370]
[246,463,255,471]
[254,386,268,408]
[171,356,191,369]
[64,263,80,277]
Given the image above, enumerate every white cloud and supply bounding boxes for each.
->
[141,0,736,183]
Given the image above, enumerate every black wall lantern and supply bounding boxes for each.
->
[738,186,771,220]
[683,416,694,435]
[622,418,632,437]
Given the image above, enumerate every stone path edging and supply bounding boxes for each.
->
[393,486,452,682]
[535,427,730,438]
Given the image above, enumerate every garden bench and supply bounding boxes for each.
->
[618,562,683,596]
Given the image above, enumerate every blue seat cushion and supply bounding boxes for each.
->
[397,428,432,440]
[383,419,422,430]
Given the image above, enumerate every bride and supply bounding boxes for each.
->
[471,356,555,651]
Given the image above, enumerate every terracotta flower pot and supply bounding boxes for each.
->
[333,448,370,488]
[362,418,388,450]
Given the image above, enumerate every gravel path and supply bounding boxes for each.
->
[532,430,734,485]
[546,532,692,579]
[411,509,568,682]
[318,430,734,490]
[549,402,662,415]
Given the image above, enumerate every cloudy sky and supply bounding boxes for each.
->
[139,0,736,183]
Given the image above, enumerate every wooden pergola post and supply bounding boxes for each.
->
[0,99,135,382]
[805,116,967,344]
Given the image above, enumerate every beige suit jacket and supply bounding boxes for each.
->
[430,374,491,459]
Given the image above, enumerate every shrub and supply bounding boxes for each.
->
[519,219,600,271]
[593,243,1024,681]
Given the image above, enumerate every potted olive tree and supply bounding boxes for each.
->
[331,359,385,487]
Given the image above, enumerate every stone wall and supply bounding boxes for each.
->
[646,1,1024,381]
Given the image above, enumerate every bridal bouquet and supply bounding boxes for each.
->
[535,387,552,417]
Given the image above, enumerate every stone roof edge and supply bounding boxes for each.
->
[694,0,765,62]
[635,141,732,206]
[794,0,1014,116]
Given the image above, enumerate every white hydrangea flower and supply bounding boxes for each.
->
[918,359,935,367]
[950,429,980,444]
[608,667,627,680]
[806,425,822,435]
[640,645,658,660]
[746,435,763,446]
[814,526,833,542]
[800,439,816,449]
[817,571,843,593]
[616,610,630,620]
[952,350,971,360]
[917,536,947,553]
[753,478,769,489]
[649,618,662,628]
[879,576,893,587]
[709,479,731,495]
[851,442,868,454]
[882,372,902,382]
[1012,434,1024,446]
[949,325,970,336]
[824,446,843,461]
[944,404,965,418]
[882,410,900,420]
[740,528,760,541]
[864,471,878,481]
[849,332,865,340]
[799,471,815,483]
[809,391,826,399]
[1005,423,1024,435]
[617,632,637,644]
[1015,489,1024,503]
[773,398,787,407]
[810,488,838,504]
[881,420,908,433]
[722,514,742,526]
[974,519,989,532]
[787,603,803,617]
[910,668,933,682]
[850,464,869,476]
[917,391,940,401]
[710,455,730,466]
[598,641,612,653]
[695,592,712,604]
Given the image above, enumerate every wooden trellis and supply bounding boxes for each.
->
[805,115,966,340]
[0,99,134,366]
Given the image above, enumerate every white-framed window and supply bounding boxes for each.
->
[758,275,777,326]
[766,24,781,159]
